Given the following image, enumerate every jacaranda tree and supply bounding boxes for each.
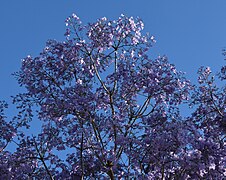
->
[0,14,225,179]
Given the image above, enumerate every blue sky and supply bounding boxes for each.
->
[0,0,226,103]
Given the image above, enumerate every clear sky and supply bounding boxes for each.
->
[0,0,226,103]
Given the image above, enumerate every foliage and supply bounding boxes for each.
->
[0,14,225,179]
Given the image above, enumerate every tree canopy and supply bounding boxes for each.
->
[0,14,225,179]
